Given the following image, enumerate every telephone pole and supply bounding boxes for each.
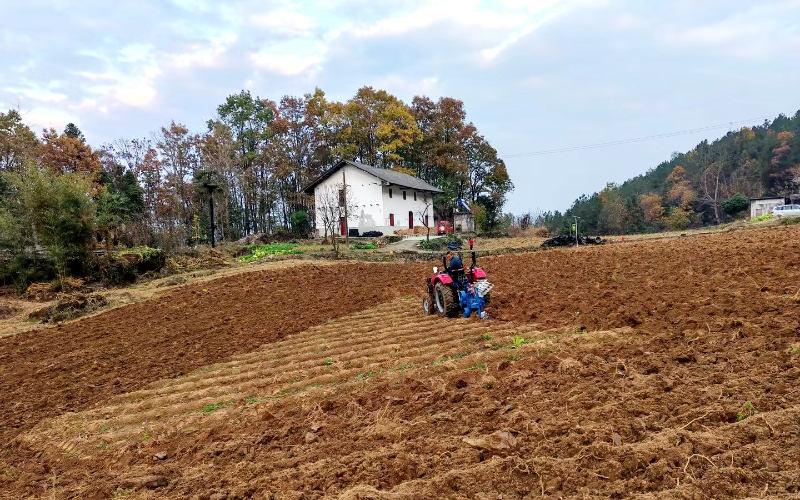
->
[342,169,349,243]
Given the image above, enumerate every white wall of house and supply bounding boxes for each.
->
[381,186,432,231]
[312,165,435,236]
[313,165,382,236]
[750,198,785,219]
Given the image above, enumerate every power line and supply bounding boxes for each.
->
[502,114,779,158]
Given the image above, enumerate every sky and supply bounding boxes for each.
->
[2,0,799,214]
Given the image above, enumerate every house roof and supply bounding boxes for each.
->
[749,196,789,202]
[303,160,444,195]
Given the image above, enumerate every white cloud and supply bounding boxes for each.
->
[250,53,321,76]
[367,75,440,99]
[248,10,317,37]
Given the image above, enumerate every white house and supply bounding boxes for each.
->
[749,197,789,219]
[303,160,443,236]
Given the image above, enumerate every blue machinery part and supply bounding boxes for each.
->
[456,198,472,213]
[457,280,493,319]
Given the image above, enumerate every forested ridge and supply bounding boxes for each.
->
[0,86,512,282]
[535,112,800,235]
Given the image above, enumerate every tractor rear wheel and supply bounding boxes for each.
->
[423,293,436,314]
[434,282,457,317]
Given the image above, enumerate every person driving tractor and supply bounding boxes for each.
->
[445,250,463,274]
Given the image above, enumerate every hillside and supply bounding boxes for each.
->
[538,111,800,235]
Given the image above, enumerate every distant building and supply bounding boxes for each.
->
[749,197,789,219]
[303,160,443,236]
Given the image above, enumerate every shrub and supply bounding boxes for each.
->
[419,239,443,251]
[290,211,311,237]
[721,193,749,217]
[362,231,383,237]
[350,243,377,250]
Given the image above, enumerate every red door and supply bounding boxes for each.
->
[389,214,394,226]
[339,217,346,235]
[408,211,414,229]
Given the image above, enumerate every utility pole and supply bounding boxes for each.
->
[342,169,349,243]
[573,216,580,247]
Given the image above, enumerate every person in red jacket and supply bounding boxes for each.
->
[468,237,474,250]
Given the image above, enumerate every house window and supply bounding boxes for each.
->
[403,191,407,200]
[389,189,393,198]
[414,192,417,201]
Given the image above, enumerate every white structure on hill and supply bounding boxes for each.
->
[749,197,788,219]
[303,160,443,236]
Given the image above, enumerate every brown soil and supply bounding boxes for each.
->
[2,226,800,499]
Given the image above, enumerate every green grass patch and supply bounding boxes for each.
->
[749,213,774,223]
[238,243,302,263]
[350,243,377,250]
[469,363,486,370]
[355,372,376,381]
[779,216,800,226]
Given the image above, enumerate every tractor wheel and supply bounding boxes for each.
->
[423,293,436,315]
[434,282,457,317]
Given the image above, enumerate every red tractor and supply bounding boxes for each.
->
[423,251,493,319]
[436,220,453,235]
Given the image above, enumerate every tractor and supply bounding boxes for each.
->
[423,250,493,319]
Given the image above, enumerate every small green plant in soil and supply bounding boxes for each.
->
[738,401,758,421]
[324,359,334,366]
[469,363,486,370]
[511,336,527,348]
[202,403,223,413]
[482,333,492,341]
[392,363,415,372]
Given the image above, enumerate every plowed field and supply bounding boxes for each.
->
[2,226,800,499]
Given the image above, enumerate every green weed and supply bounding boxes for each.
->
[469,363,486,370]
[324,358,334,366]
[141,433,151,441]
[392,363,415,372]
[482,333,493,341]
[100,425,110,433]
[355,372,375,381]
[508,354,519,361]
[511,336,527,348]
[737,401,758,421]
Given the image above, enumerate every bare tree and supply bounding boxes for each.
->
[700,162,724,224]
[315,183,359,254]
[416,192,434,242]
